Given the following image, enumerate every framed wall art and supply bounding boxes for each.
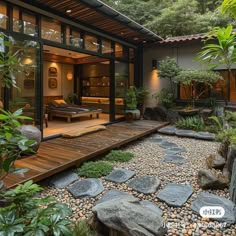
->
[48,77,57,89]
[48,67,57,77]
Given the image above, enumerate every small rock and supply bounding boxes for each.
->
[206,154,226,170]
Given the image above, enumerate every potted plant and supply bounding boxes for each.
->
[135,86,149,118]
[125,86,140,122]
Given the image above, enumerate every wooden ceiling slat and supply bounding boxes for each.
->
[28,0,156,43]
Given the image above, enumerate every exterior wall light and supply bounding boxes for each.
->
[152,59,157,70]
[67,71,73,80]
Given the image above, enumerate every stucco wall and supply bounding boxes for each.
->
[143,41,206,107]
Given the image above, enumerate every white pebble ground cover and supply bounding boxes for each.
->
[40,134,236,236]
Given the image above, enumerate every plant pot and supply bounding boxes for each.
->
[125,109,140,122]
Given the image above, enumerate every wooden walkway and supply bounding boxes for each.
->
[4,120,167,189]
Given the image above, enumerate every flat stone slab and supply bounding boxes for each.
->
[128,176,161,194]
[163,155,186,164]
[157,183,193,207]
[195,132,216,141]
[105,168,136,183]
[49,170,79,188]
[158,126,176,135]
[175,129,197,138]
[95,189,137,205]
[191,192,236,224]
[140,200,163,216]
[151,137,165,144]
[67,178,104,198]
[159,141,179,149]
[165,147,186,155]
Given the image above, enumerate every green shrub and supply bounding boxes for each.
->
[216,128,236,144]
[77,161,113,178]
[0,180,73,236]
[152,88,174,109]
[225,111,236,128]
[175,116,206,131]
[104,150,134,162]
[73,220,95,236]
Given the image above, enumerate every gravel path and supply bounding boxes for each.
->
[40,134,236,236]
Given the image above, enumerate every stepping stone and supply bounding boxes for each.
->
[105,168,136,183]
[158,126,176,135]
[49,170,79,188]
[150,137,164,144]
[68,178,104,198]
[175,129,196,138]
[191,192,236,224]
[128,176,161,194]
[95,189,137,205]
[159,141,178,149]
[157,183,193,207]
[140,200,163,216]
[163,154,186,164]
[165,147,186,155]
[195,132,216,141]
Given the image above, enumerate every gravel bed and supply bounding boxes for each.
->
[40,134,236,236]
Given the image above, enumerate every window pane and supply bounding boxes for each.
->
[9,39,39,124]
[84,34,99,52]
[41,17,62,43]
[22,12,37,36]
[13,7,21,32]
[102,40,112,55]
[67,28,83,48]
[115,43,123,59]
[0,2,7,29]
[230,71,236,101]
[212,71,228,100]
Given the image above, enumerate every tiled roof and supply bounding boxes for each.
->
[159,34,208,44]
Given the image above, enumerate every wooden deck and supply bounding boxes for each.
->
[4,120,167,189]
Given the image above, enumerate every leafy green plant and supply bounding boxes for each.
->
[0,180,73,236]
[158,57,181,94]
[125,87,137,110]
[208,115,224,131]
[77,161,113,178]
[73,220,95,236]
[0,108,35,189]
[152,88,174,109]
[175,116,206,131]
[104,150,134,162]
[216,128,236,144]
[225,111,236,128]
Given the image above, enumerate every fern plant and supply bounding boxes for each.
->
[225,111,236,128]
[175,116,206,131]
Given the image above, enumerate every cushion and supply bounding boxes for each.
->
[54,99,67,105]
[62,125,106,138]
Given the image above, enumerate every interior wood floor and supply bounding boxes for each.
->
[43,113,112,138]
[4,120,168,189]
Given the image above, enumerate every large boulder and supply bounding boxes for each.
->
[230,159,236,204]
[197,169,229,190]
[143,106,168,121]
[191,192,236,224]
[18,125,41,152]
[92,198,167,236]
[206,154,226,170]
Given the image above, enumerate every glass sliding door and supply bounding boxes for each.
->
[9,39,40,125]
[114,61,128,119]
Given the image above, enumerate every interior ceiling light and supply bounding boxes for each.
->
[134,37,139,41]
[66,9,72,13]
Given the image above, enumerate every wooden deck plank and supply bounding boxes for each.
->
[3,120,168,189]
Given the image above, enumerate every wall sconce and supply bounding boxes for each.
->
[152,59,157,70]
[67,71,73,81]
